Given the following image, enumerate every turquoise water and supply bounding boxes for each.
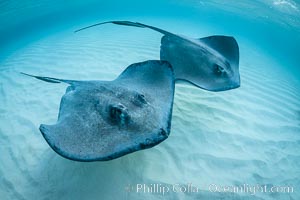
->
[0,1,300,200]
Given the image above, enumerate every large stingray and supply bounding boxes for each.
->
[23,60,175,161]
[75,21,240,91]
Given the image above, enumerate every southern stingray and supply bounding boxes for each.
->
[23,22,241,161]
[75,21,240,91]
[23,60,174,161]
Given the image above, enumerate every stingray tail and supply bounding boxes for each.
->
[20,72,74,84]
[74,20,175,36]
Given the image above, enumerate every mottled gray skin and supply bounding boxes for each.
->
[75,21,240,92]
[25,60,175,161]
[160,35,240,91]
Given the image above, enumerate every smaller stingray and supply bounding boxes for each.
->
[22,60,175,161]
[75,21,240,91]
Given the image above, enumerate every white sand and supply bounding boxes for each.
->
[0,19,299,200]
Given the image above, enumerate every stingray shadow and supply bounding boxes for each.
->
[32,148,148,200]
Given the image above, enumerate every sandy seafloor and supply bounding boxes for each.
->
[0,1,300,200]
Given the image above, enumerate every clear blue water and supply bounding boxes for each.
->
[0,1,299,200]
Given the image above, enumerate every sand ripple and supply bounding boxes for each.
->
[0,24,299,200]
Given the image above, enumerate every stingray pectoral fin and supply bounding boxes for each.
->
[40,123,71,158]
[39,124,56,149]
[74,20,175,36]
[198,36,240,70]
[21,72,76,85]
[116,60,174,82]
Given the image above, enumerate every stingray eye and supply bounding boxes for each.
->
[109,103,130,126]
[133,93,147,106]
[213,64,226,76]
[66,85,75,93]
